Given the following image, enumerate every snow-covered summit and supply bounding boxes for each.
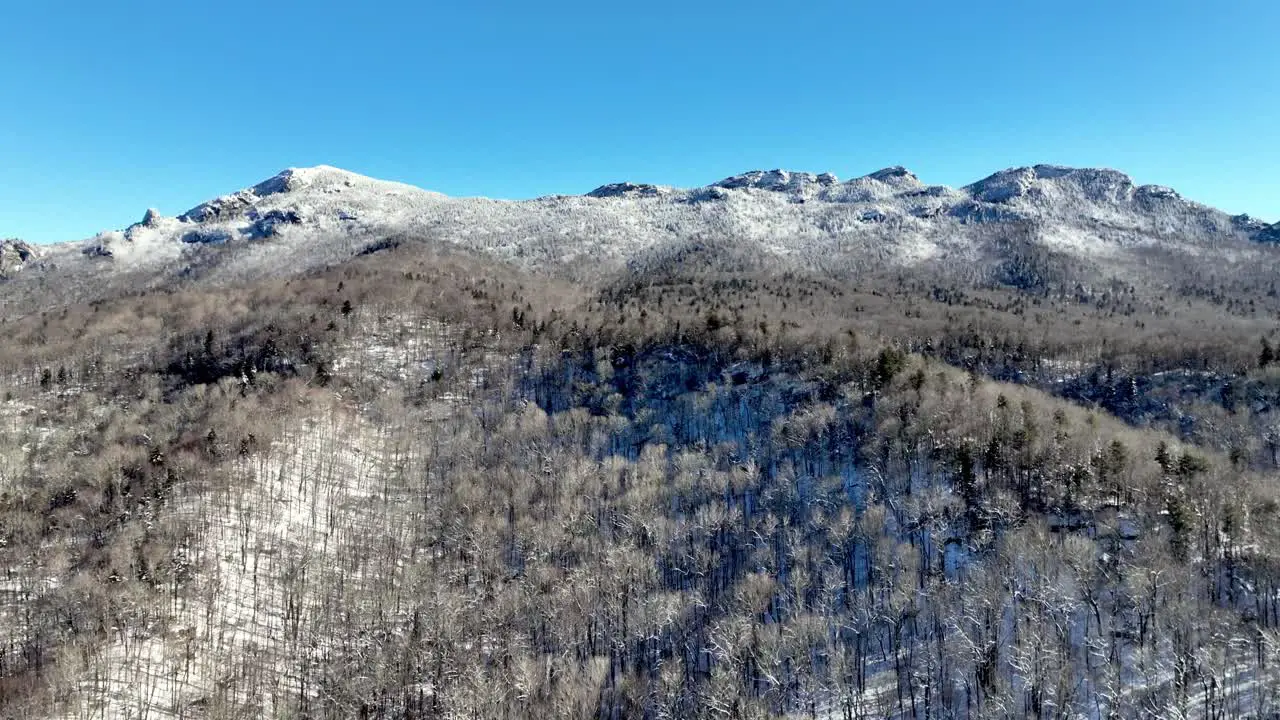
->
[965,165,1135,204]
[944,163,1266,237]
[179,165,442,224]
[865,166,921,186]
[52,165,453,267]
[245,165,425,198]
[586,182,675,199]
[698,167,941,206]
[713,170,840,193]
[5,162,1275,303]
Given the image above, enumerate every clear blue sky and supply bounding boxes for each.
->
[2,0,1277,243]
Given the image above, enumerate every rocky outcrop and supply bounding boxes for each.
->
[82,243,113,258]
[966,165,1136,205]
[181,228,234,245]
[1232,214,1267,233]
[949,199,1028,223]
[587,182,669,199]
[180,191,256,223]
[0,239,36,276]
[125,208,169,240]
[713,170,839,193]
[246,209,303,239]
[11,162,1275,301]
[865,166,920,185]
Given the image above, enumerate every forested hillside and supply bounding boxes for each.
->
[3,221,1280,717]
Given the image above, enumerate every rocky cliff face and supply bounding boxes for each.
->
[0,239,36,277]
[1257,222,1280,243]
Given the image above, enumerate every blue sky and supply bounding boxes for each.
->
[2,0,1277,243]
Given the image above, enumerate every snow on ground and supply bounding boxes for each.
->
[41,315,472,719]
[0,399,36,485]
[52,406,408,719]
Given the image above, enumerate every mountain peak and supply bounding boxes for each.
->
[179,166,338,223]
[865,166,920,184]
[243,165,388,199]
[178,165,438,225]
[586,182,672,199]
[965,165,1135,204]
[712,169,839,192]
[30,160,1275,285]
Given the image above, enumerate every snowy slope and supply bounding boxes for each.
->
[3,163,1278,306]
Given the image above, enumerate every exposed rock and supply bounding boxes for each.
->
[0,238,35,262]
[181,228,234,245]
[249,171,297,198]
[966,167,1039,204]
[865,166,919,185]
[180,192,256,223]
[966,165,1135,205]
[0,238,37,276]
[125,208,168,240]
[713,169,837,193]
[587,182,668,199]
[358,238,401,256]
[908,185,956,199]
[1136,185,1179,201]
[10,161,1277,301]
[950,199,1028,223]
[684,186,731,203]
[1231,214,1266,232]
[246,209,303,239]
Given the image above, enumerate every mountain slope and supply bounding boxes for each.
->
[3,158,1280,717]
[3,238,1279,719]
[2,163,1276,315]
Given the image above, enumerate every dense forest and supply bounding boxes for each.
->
[2,233,1280,718]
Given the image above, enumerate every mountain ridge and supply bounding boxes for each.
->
[162,162,1279,249]
[2,162,1277,313]
[13,162,1277,242]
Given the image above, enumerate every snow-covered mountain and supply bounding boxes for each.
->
[3,163,1277,307]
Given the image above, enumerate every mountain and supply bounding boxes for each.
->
[5,162,1280,719]
[3,164,1276,306]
